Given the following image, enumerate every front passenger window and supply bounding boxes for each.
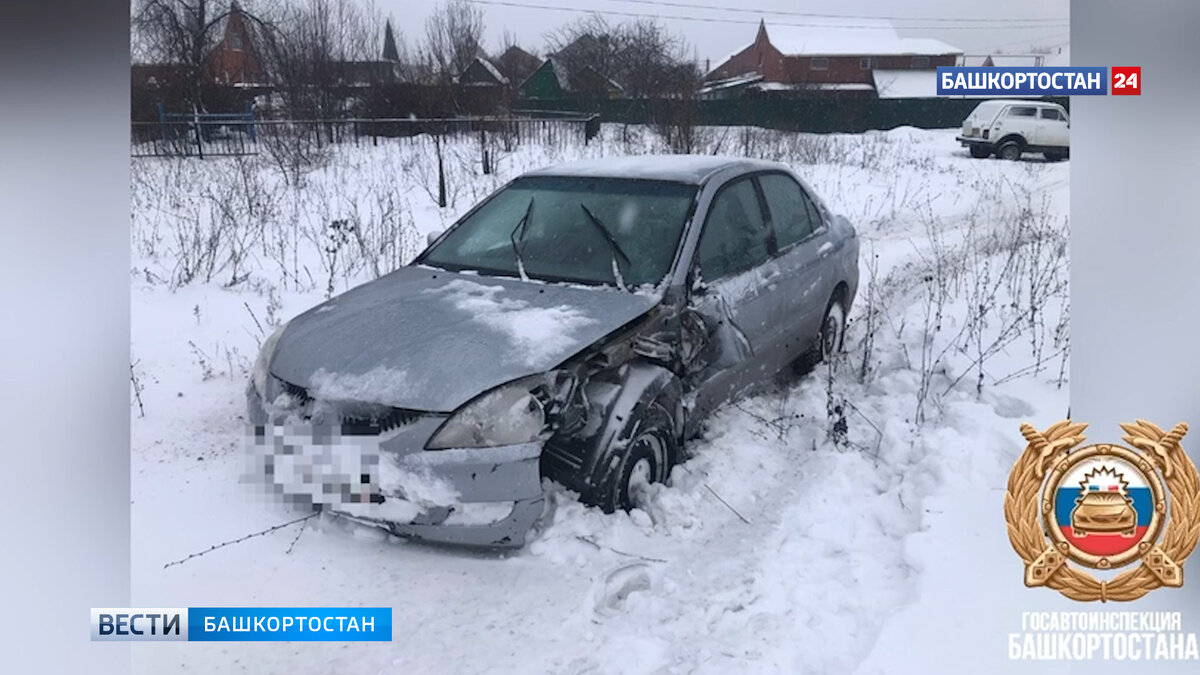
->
[697,179,770,281]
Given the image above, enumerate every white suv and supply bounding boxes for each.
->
[956,100,1070,161]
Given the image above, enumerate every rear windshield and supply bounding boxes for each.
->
[420,176,698,288]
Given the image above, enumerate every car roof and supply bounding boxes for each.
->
[979,99,1063,108]
[522,155,785,185]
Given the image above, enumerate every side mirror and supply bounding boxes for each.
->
[426,230,443,246]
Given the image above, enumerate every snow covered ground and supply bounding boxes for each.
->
[130,124,1069,673]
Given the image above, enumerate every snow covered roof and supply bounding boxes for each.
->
[697,72,764,95]
[765,21,960,57]
[459,56,509,85]
[961,54,1042,68]
[872,69,937,99]
[754,81,875,92]
[525,155,783,185]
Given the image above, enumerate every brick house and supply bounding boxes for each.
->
[205,1,266,86]
[703,20,960,98]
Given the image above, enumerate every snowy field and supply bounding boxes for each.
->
[130,124,1069,673]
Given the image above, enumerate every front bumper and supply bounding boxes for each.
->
[246,384,544,548]
[956,135,990,147]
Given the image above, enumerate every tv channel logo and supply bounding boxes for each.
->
[91,607,393,641]
[91,608,188,641]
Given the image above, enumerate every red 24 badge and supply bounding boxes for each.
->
[1112,67,1141,95]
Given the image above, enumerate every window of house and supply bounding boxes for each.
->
[912,56,930,68]
[811,57,829,70]
[697,178,770,280]
[231,32,243,50]
[758,173,820,250]
[860,57,872,70]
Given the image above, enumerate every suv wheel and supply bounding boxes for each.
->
[969,145,991,159]
[997,141,1023,161]
[1044,150,1067,162]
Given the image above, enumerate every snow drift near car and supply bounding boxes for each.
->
[247,154,860,547]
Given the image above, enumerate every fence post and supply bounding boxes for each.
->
[192,109,204,159]
[480,128,491,175]
[247,103,257,143]
[437,139,447,208]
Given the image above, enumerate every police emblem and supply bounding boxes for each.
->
[1005,420,1200,602]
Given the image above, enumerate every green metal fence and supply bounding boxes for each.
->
[515,96,1071,133]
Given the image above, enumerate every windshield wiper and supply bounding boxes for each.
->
[579,203,633,291]
[509,196,535,280]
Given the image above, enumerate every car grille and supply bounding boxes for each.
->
[274,377,426,434]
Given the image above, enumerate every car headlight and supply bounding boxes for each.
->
[252,324,288,396]
[426,375,549,450]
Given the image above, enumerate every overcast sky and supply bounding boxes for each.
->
[384,0,1070,66]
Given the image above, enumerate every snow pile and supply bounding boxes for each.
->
[308,365,410,403]
[430,279,598,367]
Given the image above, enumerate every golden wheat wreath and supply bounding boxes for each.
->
[1005,420,1200,602]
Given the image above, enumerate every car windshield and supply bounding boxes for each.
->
[420,176,697,288]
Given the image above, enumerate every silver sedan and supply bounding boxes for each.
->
[247,155,860,547]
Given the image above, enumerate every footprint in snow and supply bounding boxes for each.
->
[591,562,653,616]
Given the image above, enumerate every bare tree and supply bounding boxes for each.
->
[423,0,485,84]
[544,14,622,83]
[544,15,693,99]
[264,0,386,118]
[616,19,689,99]
[132,0,279,111]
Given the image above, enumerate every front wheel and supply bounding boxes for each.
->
[997,141,1023,161]
[590,400,677,513]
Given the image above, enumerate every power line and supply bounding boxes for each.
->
[604,0,1069,24]
[455,0,1070,30]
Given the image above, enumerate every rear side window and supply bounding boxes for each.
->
[759,173,820,249]
[697,178,770,280]
[1039,108,1063,120]
[1008,107,1038,117]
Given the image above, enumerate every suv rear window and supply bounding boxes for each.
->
[1039,108,1063,120]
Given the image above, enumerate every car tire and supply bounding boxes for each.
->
[591,399,677,514]
[997,141,1023,161]
[969,145,991,159]
[1044,151,1067,162]
[818,297,848,362]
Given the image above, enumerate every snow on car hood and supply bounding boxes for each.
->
[269,266,660,413]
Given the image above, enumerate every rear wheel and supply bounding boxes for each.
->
[998,141,1023,161]
[818,299,847,361]
[1044,150,1067,162]
[969,145,991,159]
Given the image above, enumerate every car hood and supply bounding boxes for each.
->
[269,266,661,412]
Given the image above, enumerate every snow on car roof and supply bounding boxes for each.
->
[524,155,779,184]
